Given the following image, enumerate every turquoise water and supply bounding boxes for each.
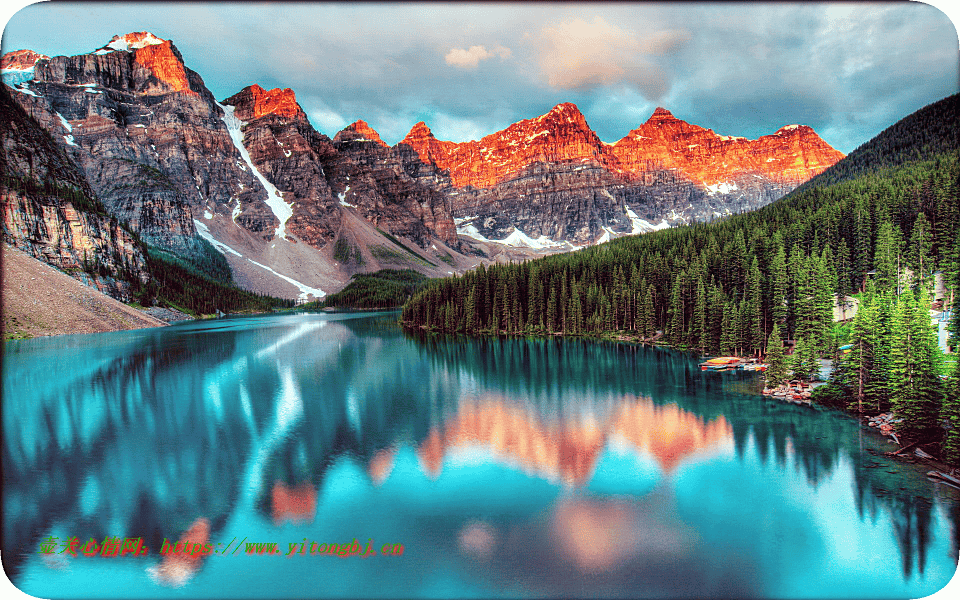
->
[2,312,958,598]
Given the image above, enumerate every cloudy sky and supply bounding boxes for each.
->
[1,1,958,154]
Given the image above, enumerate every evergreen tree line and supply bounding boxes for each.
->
[146,247,294,314]
[305,269,428,310]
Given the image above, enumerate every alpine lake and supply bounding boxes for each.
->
[3,311,959,598]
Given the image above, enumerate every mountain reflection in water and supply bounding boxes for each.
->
[415,395,732,483]
[2,313,958,598]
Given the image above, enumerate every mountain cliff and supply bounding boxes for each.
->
[401,104,844,245]
[0,84,150,301]
[3,34,469,299]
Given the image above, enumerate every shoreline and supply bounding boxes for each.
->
[397,319,960,472]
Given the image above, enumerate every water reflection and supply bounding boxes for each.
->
[2,313,957,598]
[414,394,732,484]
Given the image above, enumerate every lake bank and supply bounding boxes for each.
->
[2,244,165,339]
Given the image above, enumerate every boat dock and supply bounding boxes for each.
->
[699,356,768,372]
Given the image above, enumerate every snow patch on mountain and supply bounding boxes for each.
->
[596,226,617,244]
[338,186,356,208]
[194,219,324,299]
[457,219,577,250]
[8,81,38,96]
[104,32,165,52]
[625,205,670,234]
[245,258,325,300]
[55,112,72,132]
[219,101,293,239]
[1,68,34,87]
[705,181,739,195]
[499,226,571,249]
[194,219,242,257]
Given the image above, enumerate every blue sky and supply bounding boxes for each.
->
[1,1,958,154]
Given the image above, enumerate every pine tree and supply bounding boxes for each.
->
[865,289,894,412]
[765,323,789,388]
[890,291,943,439]
[874,221,904,293]
[571,279,584,335]
[667,270,686,345]
[642,284,655,339]
[813,249,836,352]
[909,212,934,289]
[835,237,852,305]
[692,277,707,353]
[465,287,477,333]
[769,244,789,329]
[852,196,874,291]
[844,292,878,413]
[941,359,960,464]
[720,301,735,356]
[791,336,819,381]
[546,284,558,334]
[746,257,764,355]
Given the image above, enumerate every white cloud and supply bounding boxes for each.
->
[445,44,511,69]
[536,16,686,99]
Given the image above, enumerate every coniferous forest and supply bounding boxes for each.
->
[401,94,960,456]
[303,269,428,310]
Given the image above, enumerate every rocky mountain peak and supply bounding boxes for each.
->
[345,119,388,146]
[86,32,193,93]
[1,49,49,71]
[775,124,812,136]
[98,32,167,53]
[647,107,678,122]
[224,84,304,122]
[332,120,387,146]
[542,102,586,121]
[399,121,456,166]
[404,121,435,140]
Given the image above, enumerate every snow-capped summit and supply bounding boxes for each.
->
[94,32,166,55]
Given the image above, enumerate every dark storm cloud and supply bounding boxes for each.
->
[2,2,957,151]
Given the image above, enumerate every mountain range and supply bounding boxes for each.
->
[1,32,844,300]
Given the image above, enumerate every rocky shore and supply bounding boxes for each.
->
[2,244,165,338]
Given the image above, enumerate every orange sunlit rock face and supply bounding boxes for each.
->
[402,103,618,188]
[336,119,389,147]
[271,481,317,525]
[610,107,844,187]
[402,104,843,190]
[413,395,732,483]
[133,41,193,94]
[0,49,48,71]
[228,84,305,122]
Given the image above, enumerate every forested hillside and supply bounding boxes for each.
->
[795,94,960,190]
[401,94,960,454]
[402,155,958,352]
[304,269,427,310]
